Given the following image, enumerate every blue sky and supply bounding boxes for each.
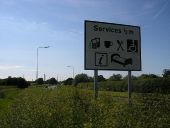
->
[0,0,170,81]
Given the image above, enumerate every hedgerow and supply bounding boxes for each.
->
[77,77,170,93]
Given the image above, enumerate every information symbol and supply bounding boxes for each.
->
[95,52,108,66]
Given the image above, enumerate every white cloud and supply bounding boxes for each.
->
[0,65,24,70]
[0,64,36,72]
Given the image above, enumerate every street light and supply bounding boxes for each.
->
[36,46,50,80]
[66,66,74,79]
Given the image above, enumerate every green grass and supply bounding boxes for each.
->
[0,86,16,90]
[0,86,170,128]
[0,87,21,118]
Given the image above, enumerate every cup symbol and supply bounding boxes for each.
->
[104,41,113,48]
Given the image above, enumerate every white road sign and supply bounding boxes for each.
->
[85,20,141,71]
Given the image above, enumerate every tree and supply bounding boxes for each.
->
[17,77,30,88]
[138,74,159,79]
[63,78,73,85]
[35,78,44,85]
[46,77,58,85]
[74,73,90,85]
[98,75,106,82]
[0,77,29,88]
[109,74,122,81]
[5,76,18,85]
[0,79,4,85]
[163,69,170,77]
[88,77,93,82]
[123,75,137,80]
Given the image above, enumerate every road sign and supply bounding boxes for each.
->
[84,20,141,71]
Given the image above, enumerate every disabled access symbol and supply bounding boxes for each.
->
[127,39,138,53]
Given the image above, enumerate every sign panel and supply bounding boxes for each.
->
[85,20,141,71]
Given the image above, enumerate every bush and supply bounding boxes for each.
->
[46,78,58,85]
[0,77,29,89]
[17,78,30,89]
[77,77,170,93]
[163,69,170,77]
[109,74,122,81]
[35,78,44,85]
[98,75,106,82]
[132,78,170,93]
[63,78,73,85]
[74,74,91,85]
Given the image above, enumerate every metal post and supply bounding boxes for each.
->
[36,48,39,80]
[94,70,98,100]
[44,74,46,81]
[128,70,132,105]
[73,67,74,79]
[72,67,75,85]
[36,46,50,81]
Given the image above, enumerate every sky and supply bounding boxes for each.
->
[0,0,170,81]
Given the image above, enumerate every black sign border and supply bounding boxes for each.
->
[84,20,142,71]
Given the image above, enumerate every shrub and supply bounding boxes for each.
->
[63,78,73,85]
[0,77,29,88]
[46,78,58,85]
[17,78,30,89]
[35,78,44,85]
[74,74,91,85]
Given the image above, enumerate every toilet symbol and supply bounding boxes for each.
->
[117,40,124,51]
[95,52,108,66]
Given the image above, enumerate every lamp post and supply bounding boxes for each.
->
[36,46,50,80]
[66,66,74,79]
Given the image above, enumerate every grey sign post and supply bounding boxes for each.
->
[84,20,141,102]
[128,70,132,105]
[94,70,98,100]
